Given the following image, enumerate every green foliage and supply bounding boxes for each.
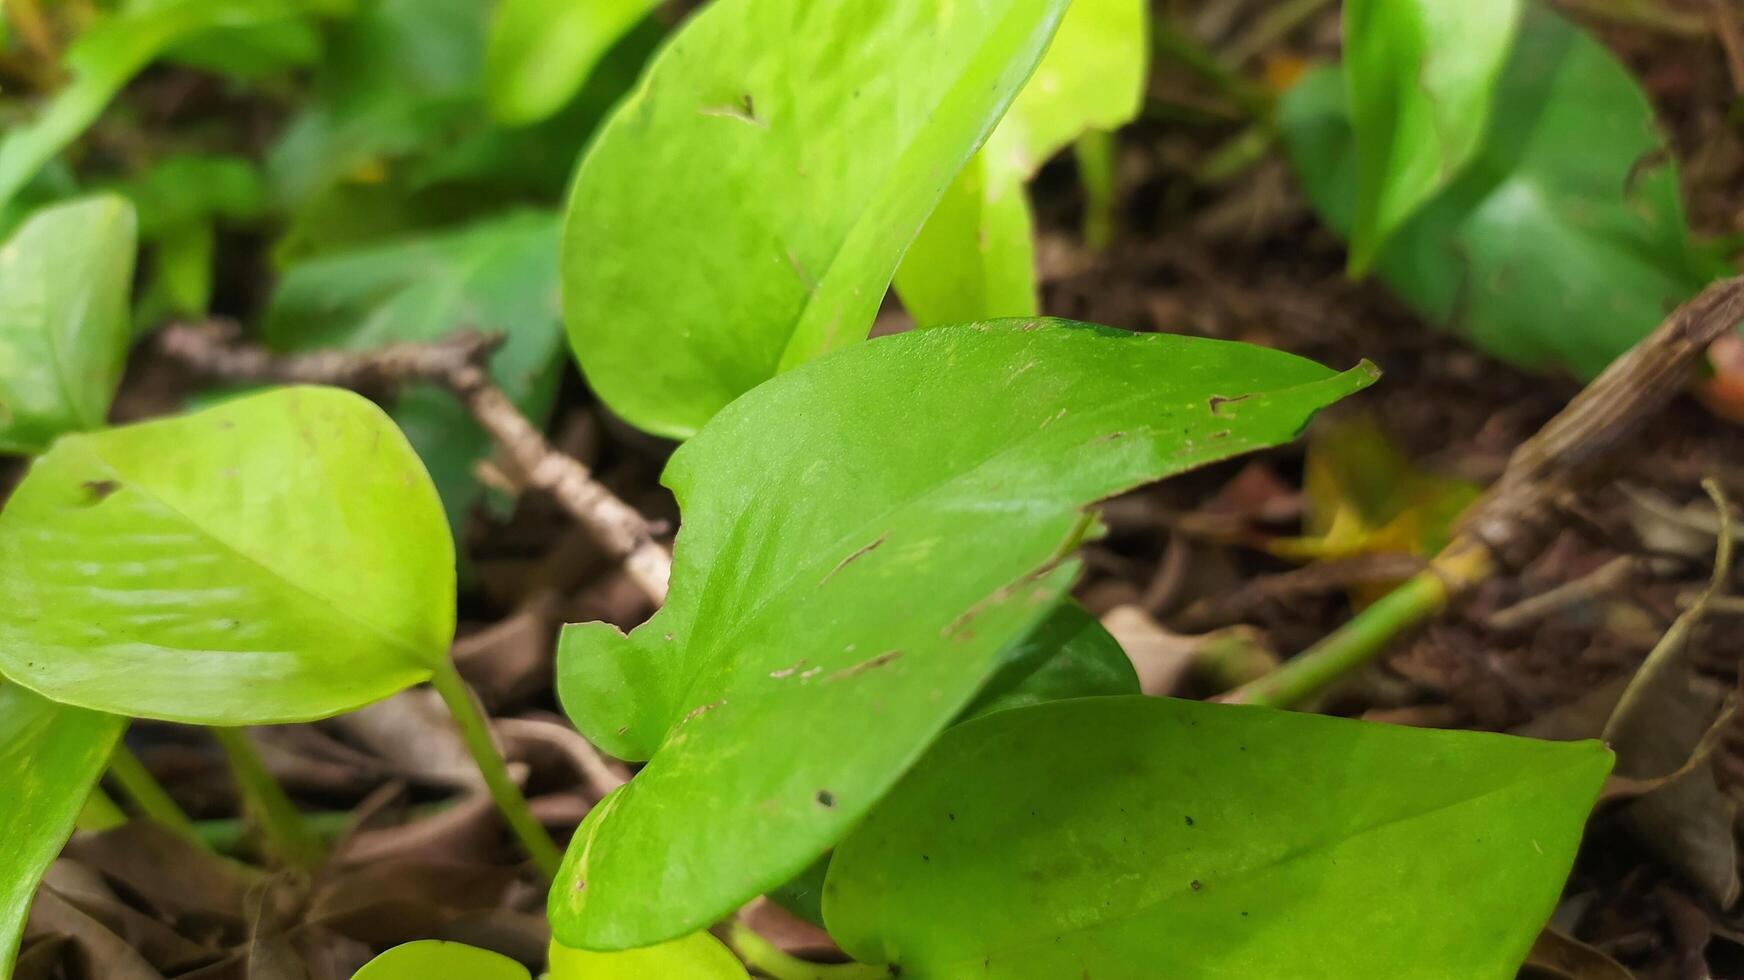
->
[1342,0,1521,273]
[562,0,1074,439]
[110,154,267,319]
[824,696,1612,978]
[956,601,1137,719]
[894,0,1147,325]
[0,195,137,454]
[548,934,748,979]
[1283,6,1717,379]
[485,0,662,127]
[0,386,454,724]
[550,319,1373,949]
[264,210,563,530]
[0,685,125,976]
[353,939,530,980]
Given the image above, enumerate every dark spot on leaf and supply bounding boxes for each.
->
[1184,815,1194,827]
[1207,393,1254,415]
[827,649,903,681]
[1092,431,1128,444]
[816,790,835,808]
[821,533,887,585]
[700,92,766,127]
[81,479,121,503]
[1190,880,1202,892]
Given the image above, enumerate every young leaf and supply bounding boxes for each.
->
[0,386,455,724]
[0,195,137,454]
[264,211,564,530]
[548,934,748,979]
[0,685,126,977]
[354,940,530,980]
[485,0,662,126]
[824,696,1612,978]
[1283,7,1717,380]
[551,320,1374,949]
[956,601,1137,720]
[894,0,1148,326]
[1342,0,1522,273]
[562,0,1074,439]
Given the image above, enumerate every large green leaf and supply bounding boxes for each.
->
[0,0,310,215]
[562,0,1075,439]
[956,600,1136,720]
[548,934,747,979]
[0,386,455,724]
[1283,7,1716,380]
[485,0,663,126]
[1342,0,1521,273]
[0,195,137,455]
[264,211,563,530]
[825,696,1611,978]
[551,319,1373,948]
[894,0,1147,326]
[0,685,126,976]
[354,940,530,980]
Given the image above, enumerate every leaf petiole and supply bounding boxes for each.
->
[210,726,324,870]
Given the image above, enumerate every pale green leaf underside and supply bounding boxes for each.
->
[354,940,530,980]
[1344,0,1521,272]
[485,0,661,126]
[0,685,125,977]
[0,386,455,724]
[0,195,136,454]
[826,696,1612,978]
[551,320,1373,949]
[895,0,1146,327]
[563,0,1073,439]
[548,934,748,979]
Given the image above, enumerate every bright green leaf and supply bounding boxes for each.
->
[0,386,455,725]
[0,195,136,454]
[894,0,1147,326]
[107,154,266,239]
[354,940,531,980]
[1283,8,1716,380]
[548,934,748,979]
[825,696,1612,978]
[1342,0,1521,273]
[562,0,1075,439]
[485,0,662,126]
[957,600,1137,720]
[551,320,1373,949]
[264,210,563,531]
[0,684,126,977]
[0,0,310,215]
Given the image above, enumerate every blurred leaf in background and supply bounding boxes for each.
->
[485,0,664,127]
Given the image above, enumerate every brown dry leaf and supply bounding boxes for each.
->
[1603,480,1741,908]
[306,860,523,950]
[63,822,262,923]
[22,886,162,980]
[1100,604,1277,695]
[738,897,841,961]
[1523,926,1635,979]
[452,595,560,706]
[40,861,213,972]
[329,689,480,790]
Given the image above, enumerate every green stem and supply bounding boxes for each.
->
[108,742,198,840]
[1074,130,1118,251]
[723,922,888,980]
[211,726,324,870]
[430,658,563,879]
[77,786,127,832]
[1223,543,1494,708]
[192,802,450,855]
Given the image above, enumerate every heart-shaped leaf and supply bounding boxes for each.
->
[548,934,748,979]
[0,386,455,724]
[825,696,1611,978]
[0,684,125,976]
[894,0,1147,325]
[551,319,1373,948]
[1342,0,1521,272]
[485,0,663,126]
[1283,7,1717,379]
[562,0,1074,438]
[354,940,530,980]
[0,196,136,454]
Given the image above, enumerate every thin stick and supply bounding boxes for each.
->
[428,659,563,879]
[158,323,671,605]
[107,743,199,840]
[210,727,324,871]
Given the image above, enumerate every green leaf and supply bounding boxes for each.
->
[107,154,266,239]
[0,385,455,724]
[1282,8,1716,380]
[354,940,530,980]
[0,684,126,977]
[548,934,748,979]
[562,0,1075,439]
[1342,0,1521,273]
[957,601,1137,720]
[0,0,310,215]
[894,0,1147,326]
[0,195,137,454]
[551,319,1374,949]
[485,0,662,126]
[824,696,1612,978]
[263,210,563,531]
